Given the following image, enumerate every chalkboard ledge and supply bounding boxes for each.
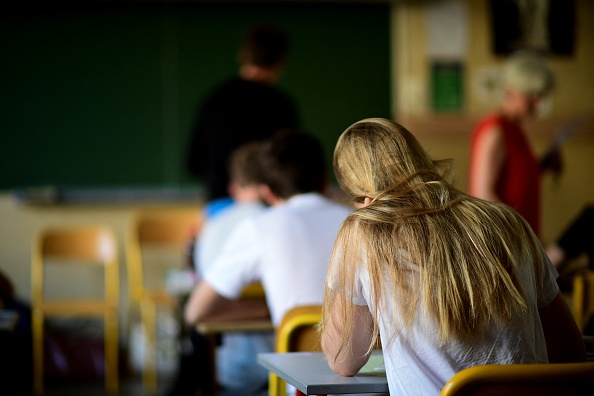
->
[12,186,205,206]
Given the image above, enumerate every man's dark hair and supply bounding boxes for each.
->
[238,24,290,68]
[258,129,326,199]
[227,140,264,187]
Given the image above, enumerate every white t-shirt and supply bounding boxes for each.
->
[330,232,559,396]
[205,193,352,326]
[194,200,270,390]
[194,200,266,275]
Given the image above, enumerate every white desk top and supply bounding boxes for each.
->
[258,351,388,395]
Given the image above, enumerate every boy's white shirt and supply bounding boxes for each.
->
[204,192,352,326]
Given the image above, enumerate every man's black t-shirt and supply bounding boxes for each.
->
[187,77,300,201]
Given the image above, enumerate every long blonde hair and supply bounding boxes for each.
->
[322,118,543,358]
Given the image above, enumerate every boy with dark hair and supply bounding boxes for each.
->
[184,130,351,395]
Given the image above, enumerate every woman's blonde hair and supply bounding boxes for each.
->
[322,118,544,359]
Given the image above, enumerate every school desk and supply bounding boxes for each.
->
[195,296,273,335]
[258,350,388,395]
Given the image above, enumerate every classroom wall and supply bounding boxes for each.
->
[391,0,594,247]
[0,1,391,191]
[1,0,593,344]
[393,0,594,118]
[0,0,392,348]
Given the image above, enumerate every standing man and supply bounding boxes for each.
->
[186,24,300,211]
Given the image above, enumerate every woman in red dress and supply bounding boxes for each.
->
[468,51,559,238]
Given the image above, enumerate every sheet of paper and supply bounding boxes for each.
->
[359,353,385,376]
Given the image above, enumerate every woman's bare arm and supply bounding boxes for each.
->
[321,297,374,376]
[469,126,505,202]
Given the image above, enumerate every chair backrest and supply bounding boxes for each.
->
[31,225,120,392]
[126,208,202,303]
[32,225,119,309]
[573,269,594,333]
[240,281,266,299]
[269,305,322,396]
[275,305,322,353]
[440,361,594,396]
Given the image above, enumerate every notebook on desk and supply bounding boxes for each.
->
[359,351,385,375]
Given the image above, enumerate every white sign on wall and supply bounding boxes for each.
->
[427,0,468,60]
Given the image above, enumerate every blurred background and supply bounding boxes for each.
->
[1,0,592,393]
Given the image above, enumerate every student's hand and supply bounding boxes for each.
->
[184,281,226,326]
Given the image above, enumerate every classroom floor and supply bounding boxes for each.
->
[7,376,177,396]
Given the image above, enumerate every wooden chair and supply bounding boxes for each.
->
[31,225,119,394]
[126,208,202,391]
[440,361,594,396]
[269,305,322,396]
[573,269,594,333]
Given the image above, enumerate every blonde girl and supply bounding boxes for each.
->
[320,118,585,395]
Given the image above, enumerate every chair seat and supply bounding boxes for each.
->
[39,300,116,316]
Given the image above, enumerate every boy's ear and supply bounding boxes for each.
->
[258,184,283,206]
[227,181,239,198]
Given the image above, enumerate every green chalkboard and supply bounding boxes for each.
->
[0,2,391,192]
